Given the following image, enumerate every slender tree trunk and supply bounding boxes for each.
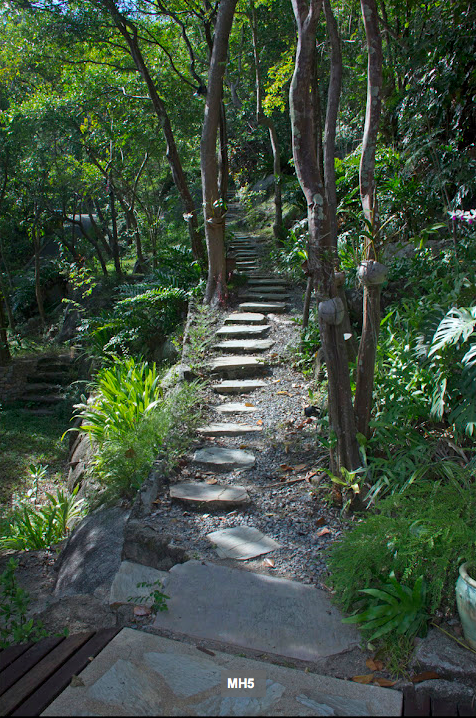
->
[0,287,11,364]
[354,0,386,438]
[290,0,360,473]
[102,0,206,265]
[108,185,122,275]
[202,0,238,304]
[32,210,46,328]
[250,1,283,240]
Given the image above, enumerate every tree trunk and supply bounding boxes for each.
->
[0,287,11,365]
[250,1,283,240]
[354,0,385,439]
[202,0,238,305]
[290,0,360,473]
[102,0,206,266]
[108,185,122,275]
[32,217,46,328]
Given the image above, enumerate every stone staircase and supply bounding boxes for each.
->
[44,199,403,716]
[18,354,74,414]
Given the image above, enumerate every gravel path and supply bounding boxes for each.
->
[148,215,351,589]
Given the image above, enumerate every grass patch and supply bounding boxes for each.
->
[0,409,69,507]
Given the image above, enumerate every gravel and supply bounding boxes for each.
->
[149,277,353,588]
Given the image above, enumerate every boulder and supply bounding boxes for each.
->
[67,433,96,492]
[410,628,476,688]
[122,520,188,571]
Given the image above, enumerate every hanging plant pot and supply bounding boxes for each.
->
[456,562,476,649]
[318,297,344,326]
[357,260,388,286]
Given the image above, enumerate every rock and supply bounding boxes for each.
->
[224,312,266,324]
[170,483,249,507]
[214,339,274,352]
[212,379,267,393]
[56,307,81,343]
[214,402,258,413]
[67,433,96,492]
[193,447,255,471]
[414,679,475,704]
[239,302,286,313]
[109,561,169,607]
[161,363,195,388]
[208,356,267,378]
[410,628,476,687]
[32,594,117,635]
[215,325,270,337]
[54,506,130,597]
[206,526,281,560]
[197,422,262,436]
[122,520,188,571]
[128,460,169,521]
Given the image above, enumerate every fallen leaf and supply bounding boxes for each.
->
[257,419,263,425]
[245,402,255,407]
[366,658,385,671]
[239,444,249,449]
[279,464,294,471]
[316,527,331,537]
[373,677,397,687]
[134,605,151,617]
[292,464,307,471]
[264,558,275,567]
[411,671,441,683]
[272,378,281,383]
[152,498,161,505]
[124,447,136,458]
[70,675,85,688]
[277,391,292,396]
[352,674,374,684]
[316,517,326,527]
[206,478,218,484]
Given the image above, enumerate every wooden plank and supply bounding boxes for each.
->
[0,636,64,697]
[403,686,431,716]
[11,627,121,717]
[458,702,476,717]
[0,631,94,717]
[432,697,458,716]
[0,643,33,672]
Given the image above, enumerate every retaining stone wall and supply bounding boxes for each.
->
[0,358,37,403]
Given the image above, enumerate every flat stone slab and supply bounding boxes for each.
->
[224,312,266,324]
[248,278,288,286]
[193,447,255,471]
[215,339,274,352]
[240,302,287,313]
[215,402,258,413]
[208,356,267,377]
[152,561,364,664]
[44,628,402,716]
[170,483,249,506]
[212,379,267,393]
[246,285,289,293]
[244,293,291,302]
[207,526,281,560]
[109,561,169,607]
[216,324,270,337]
[197,422,263,436]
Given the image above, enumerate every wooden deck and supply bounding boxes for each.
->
[402,685,476,717]
[0,627,120,716]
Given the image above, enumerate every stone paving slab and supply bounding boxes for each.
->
[197,422,263,436]
[193,447,255,471]
[212,379,267,393]
[224,312,267,324]
[207,526,281,560]
[239,302,287,313]
[216,324,270,337]
[44,628,402,716]
[248,278,288,286]
[244,293,291,302]
[109,561,169,607]
[215,402,259,413]
[152,561,362,664]
[208,356,267,377]
[245,285,289,293]
[215,339,274,352]
[170,483,250,506]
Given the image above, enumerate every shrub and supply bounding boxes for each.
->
[0,558,48,648]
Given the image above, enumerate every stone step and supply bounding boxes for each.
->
[170,482,250,506]
[215,339,274,352]
[193,447,255,471]
[245,286,289,294]
[239,302,287,313]
[208,356,267,378]
[43,627,402,717]
[212,379,267,394]
[197,422,262,436]
[216,324,270,338]
[214,402,258,413]
[22,383,63,393]
[19,394,64,404]
[224,312,267,324]
[248,278,288,286]
[152,561,363,663]
[244,293,291,302]
[26,373,70,385]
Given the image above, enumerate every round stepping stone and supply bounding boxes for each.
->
[212,379,267,393]
[214,402,258,413]
[170,483,249,506]
[216,325,270,337]
[239,302,287,313]
[208,356,267,377]
[197,422,262,436]
[224,313,266,324]
[193,447,255,471]
[214,339,274,352]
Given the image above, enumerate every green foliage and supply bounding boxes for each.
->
[128,579,169,614]
[0,485,85,551]
[342,573,429,641]
[327,476,476,617]
[0,558,48,648]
